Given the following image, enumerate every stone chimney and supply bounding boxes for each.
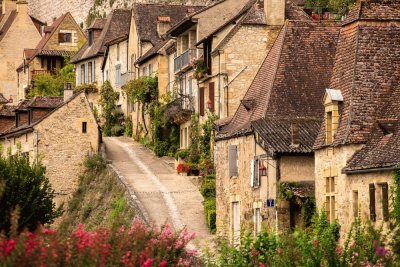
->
[63,83,74,102]
[291,122,300,146]
[16,0,28,14]
[157,16,171,37]
[2,0,17,14]
[264,0,285,26]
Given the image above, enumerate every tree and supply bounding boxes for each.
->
[99,81,123,136]
[0,147,62,234]
[28,56,75,98]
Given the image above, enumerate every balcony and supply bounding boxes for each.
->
[165,94,194,124]
[174,49,196,74]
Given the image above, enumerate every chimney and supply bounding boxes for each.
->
[264,0,285,26]
[16,0,28,15]
[157,16,171,37]
[63,82,74,102]
[2,0,17,14]
[291,122,299,146]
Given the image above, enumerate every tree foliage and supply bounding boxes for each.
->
[99,81,124,136]
[28,57,75,98]
[0,147,62,234]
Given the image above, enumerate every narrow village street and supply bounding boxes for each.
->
[104,137,214,250]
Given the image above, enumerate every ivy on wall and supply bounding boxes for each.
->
[99,81,124,136]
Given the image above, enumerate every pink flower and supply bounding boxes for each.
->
[375,246,387,257]
[259,263,265,267]
[313,239,317,249]
[142,259,153,267]
[2,239,16,256]
[159,260,167,267]
[337,246,343,255]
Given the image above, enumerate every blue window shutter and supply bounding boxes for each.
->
[92,61,96,83]
[77,65,81,85]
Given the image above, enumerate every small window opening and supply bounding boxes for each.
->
[82,122,87,133]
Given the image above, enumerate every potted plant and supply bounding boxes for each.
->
[176,163,190,175]
[192,59,209,81]
[188,163,200,176]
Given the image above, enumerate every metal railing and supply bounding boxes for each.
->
[165,94,194,123]
[174,49,196,73]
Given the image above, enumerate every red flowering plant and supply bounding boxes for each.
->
[176,163,190,174]
[0,218,199,266]
[192,59,209,81]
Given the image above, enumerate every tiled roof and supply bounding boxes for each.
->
[37,50,76,56]
[216,20,340,141]
[252,118,322,155]
[281,181,315,198]
[88,18,106,30]
[133,3,203,46]
[343,120,400,172]
[0,105,17,117]
[71,9,131,63]
[28,96,64,108]
[343,0,400,26]
[0,93,8,104]
[314,1,400,149]
[135,39,170,65]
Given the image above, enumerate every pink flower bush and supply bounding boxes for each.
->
[0,218,198,266]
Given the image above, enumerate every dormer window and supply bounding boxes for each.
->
[324,89,343,145]
[88,30,94,46]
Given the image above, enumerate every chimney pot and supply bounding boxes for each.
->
[264,0,285,26]
[64,83,74,102]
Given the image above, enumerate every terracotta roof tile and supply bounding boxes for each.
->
[71,9,131,63]
[314,1,400,149]
[28,96,64,108]
[0,105,17,117]
[216,20,340,141]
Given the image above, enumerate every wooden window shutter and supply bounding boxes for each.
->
[369,183,376,222]
[382,183,389,221]
[209,82,215,112]
[200,87,205,116]
[77,65,81,85]
[254,158,260,188]
[58,33,65,43]
[228,145,238,177]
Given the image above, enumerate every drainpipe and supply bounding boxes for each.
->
[218,50,221,117]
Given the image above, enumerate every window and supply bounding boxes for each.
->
[88,30,94,46]
[203,38,212,74]
[209,82,215,112]
[41,57,45,68]
[184,127,188,148]
[88,62,92,84]
[325,177,336,223]
[380,183,389,221]
[369,184,376,222]
[229,145,238,177]
[117,43,120,61]
[115,65,121,85]
[353,191,359,218]
[80,64,85,84]
[58,32,72,43]
[232,202,240,244]
[251,157,260,188]
[199,87,205,116]
[326,111,333,144]
[82,122,87,133]
[142,66,147,77]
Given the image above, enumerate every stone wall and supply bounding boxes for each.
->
[0,93,100,205]
[315,145,394,239]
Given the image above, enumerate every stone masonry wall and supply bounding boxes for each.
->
[315,145,394,239]
[0,93,99,206]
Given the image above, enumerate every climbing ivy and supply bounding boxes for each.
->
[392,169,400,224]
[99,81,124,136]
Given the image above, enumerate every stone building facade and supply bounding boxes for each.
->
[0,91,100,205]
[16,12,85,101]
[313,1,400,238]
[215,18,340,242]
[0,0,43,103]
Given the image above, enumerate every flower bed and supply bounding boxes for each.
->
[0,219,198,266]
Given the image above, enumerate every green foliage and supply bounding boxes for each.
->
[201,175,216,232]
[188,114,201,164]
[392,169,400,224]
[193,59,209,80]
[124,116,133,137]
[28,57,75,97]
[58,155,135,233]
[201,178,216,198]
[99,81,124,136]
[175,149,189,160]
[0,149,62,234]
[210,212,394,267]
[305,0,355,15]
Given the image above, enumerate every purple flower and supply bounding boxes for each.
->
[375,246,387,257]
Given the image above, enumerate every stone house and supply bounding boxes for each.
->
[0,0,44,103]
[166,0,308,149]
[313,0,400,238]
[0,90,100,205]
[214,19,339,242]
[127,3,203,138]
[71,9,131,89]
[16,12,85,101]
[101,26,131,115]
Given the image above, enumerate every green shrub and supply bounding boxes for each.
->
[84,154,106,173]
[207,209,216,231]
[124,116,133,137]
[153,141,169,157]
[201,178,216,198]
[0,149,62,234]
[175,149,189,160]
